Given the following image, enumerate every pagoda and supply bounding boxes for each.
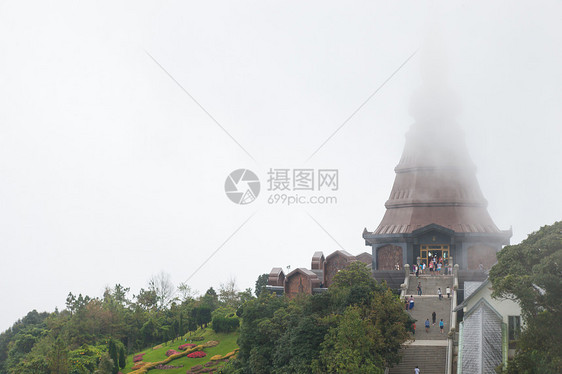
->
[363,49,511,273]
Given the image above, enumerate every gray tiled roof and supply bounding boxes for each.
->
[465,281,484,299]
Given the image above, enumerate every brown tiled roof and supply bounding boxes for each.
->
[356,252,373,264]
[373,122,502,235]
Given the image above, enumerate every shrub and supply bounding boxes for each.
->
[211,315,240,333]
[223,351,236,359]
[203,340,219,348]
[179,343,197,350]
[210,355,222,361]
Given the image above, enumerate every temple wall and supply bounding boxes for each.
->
[324,254,353,287]
[376,245,403,270]
[285,273,312,298]
[467,244,497,270]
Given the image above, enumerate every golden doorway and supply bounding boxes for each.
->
[420,244,449,266]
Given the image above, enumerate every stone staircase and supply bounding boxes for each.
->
[407,274,453,297]
[389,345,446,374]
[373,270,406,290]
[389,275,453,374]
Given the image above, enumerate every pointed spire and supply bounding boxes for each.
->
[373,37,502,235]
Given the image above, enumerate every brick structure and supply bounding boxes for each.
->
[268,267,285,287]
[323,250,356,288]
[266,250,372,297]
[284,268,321,299]
[311,251,325,270]
[355,252,373,267]
[376,244,403,270]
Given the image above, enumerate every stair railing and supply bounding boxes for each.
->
[400,264,410,300]
[446,264,460,374]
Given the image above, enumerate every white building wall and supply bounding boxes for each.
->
[464,283,521,325]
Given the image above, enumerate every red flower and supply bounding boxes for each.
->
[187,351,207,358]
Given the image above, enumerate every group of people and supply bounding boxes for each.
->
[425,311,445,334]
[412,255,452,276]
[415,282,451,299]
[409,310,445,336]
[405,295,415,310]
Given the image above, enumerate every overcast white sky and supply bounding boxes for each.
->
[1,1,561,332]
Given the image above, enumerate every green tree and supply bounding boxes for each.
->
[136,288,158,312]
[107,339,119,374]
[118,345,126,369]
[329,261,383,310]
[177,282,197,303]
[47,338,69,374]
[314,306,384,374]
[94,352,114,374]
[238,288,255,306]
[200,287,219,311]
[254,274,269,297]
[234,293,288,372]
[490,221,562,373]
[190,306,212,329]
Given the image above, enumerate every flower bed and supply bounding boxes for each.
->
[166,349,180,357]
[132,363,146,370]
[154,364,183,369]
[178,343,197,350]
[129,345,203,374]
[187,351,207,358]
[133,353,146,362]
[203,340,219,348]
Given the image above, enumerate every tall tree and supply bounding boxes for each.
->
[177,282,197,303]
[94,352,114,374]
[219,277,240,308]
[107,339,119,374]
[254,273,269,297]
[148,272,175,311]
[490,221,562,373]
[314,306,384,374]
[118,345,126,369]
[47,338,69,374]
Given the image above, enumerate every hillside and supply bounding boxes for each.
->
[123,329,239,374]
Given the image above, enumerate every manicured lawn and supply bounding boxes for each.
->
[122,329,239,374]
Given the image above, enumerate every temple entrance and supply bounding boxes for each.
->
[420,244,449,266]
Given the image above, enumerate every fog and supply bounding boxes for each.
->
[1,1,561,331]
